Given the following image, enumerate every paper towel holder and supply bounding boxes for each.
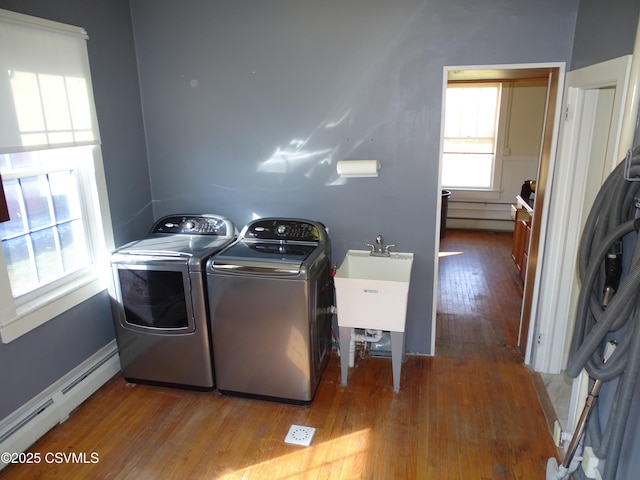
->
[336,159,380,178]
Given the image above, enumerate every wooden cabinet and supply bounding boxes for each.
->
[512,218,531,280]
[511,196,532,281]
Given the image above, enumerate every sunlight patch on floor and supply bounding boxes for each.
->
[218,428,372,479]
[438,251,464,258]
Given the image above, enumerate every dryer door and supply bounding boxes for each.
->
[112,262,196,334]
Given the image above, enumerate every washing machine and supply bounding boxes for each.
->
[110,214,237,391]
[207,218,333,404]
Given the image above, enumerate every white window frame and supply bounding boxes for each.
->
[442,82,508,199]
[0,9,114,343]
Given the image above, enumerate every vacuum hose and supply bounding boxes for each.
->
[566,146,640,480]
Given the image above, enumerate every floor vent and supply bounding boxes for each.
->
[284,424,316,447]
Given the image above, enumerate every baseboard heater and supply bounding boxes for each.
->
[0,340,120,471]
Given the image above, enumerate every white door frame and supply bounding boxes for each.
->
[529,55,633,375]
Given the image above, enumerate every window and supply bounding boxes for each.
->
[442,83,501,190]
[0,9,114,343]
[1,149,92,297]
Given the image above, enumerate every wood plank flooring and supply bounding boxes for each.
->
[1,230,559,480]
[437,229,525,362]
[1,355,557,480]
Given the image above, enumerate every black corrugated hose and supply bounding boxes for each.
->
[566,145,640,480]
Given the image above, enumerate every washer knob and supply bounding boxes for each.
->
[277,224,287,235]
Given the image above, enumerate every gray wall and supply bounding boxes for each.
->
[0,292,114,418]
[0,0,150,419]
[571,0,640,71]
[129,0,577,354]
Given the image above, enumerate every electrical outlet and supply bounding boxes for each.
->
[553,420,563,447]
[581,446,600,479]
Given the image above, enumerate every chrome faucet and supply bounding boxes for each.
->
[366,235,395,257]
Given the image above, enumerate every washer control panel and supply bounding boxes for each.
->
[243,218,326,242]
[151,215,231,236]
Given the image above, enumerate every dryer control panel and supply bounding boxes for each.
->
[151,215,231,236]
[243,218,326,242]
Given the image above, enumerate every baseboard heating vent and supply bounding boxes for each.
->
[0,340,120,471]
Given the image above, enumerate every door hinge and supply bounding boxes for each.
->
[537,333,544,346]
[563,105,570,120]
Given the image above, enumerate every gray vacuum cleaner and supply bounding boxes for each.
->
[547,146,640,480]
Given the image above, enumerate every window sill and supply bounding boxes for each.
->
[0,272,110,344]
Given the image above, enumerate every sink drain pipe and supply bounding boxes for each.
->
[348,329,384,367]
[547,147,640,480]
[332,305,385,367]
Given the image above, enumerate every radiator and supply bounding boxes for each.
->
[0,340,120,470]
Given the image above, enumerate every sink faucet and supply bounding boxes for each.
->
[366,235,395,257]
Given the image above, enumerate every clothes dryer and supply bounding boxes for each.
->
[110,214,236,390]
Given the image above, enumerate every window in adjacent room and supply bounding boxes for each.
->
[0,9,114,343]
[442,83,502,190]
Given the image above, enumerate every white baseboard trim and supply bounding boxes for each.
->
[447,218,514,232]
[0,340,120,470]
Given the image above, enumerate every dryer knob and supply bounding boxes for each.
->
[277,224,287,235]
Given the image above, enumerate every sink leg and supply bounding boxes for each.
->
[339,327,352,386]
[390,331,404,392]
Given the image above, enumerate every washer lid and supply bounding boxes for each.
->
[210,241,324,275]
[216,241,316,263]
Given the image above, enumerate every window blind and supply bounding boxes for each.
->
[0,9,100,154]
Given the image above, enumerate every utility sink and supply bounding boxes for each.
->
[334,250,413,331]
[334,249,414,392]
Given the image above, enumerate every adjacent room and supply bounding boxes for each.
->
[2,1,640,479]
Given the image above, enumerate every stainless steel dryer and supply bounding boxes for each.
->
[207,218,332,404]
[110,214,237,391]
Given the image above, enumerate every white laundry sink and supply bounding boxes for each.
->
[334,249,413,331]
[334,249,414,392]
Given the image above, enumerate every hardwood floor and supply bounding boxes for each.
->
[1,230,559,479]
[437,229,525,362]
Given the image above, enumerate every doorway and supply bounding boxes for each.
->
[433,63,564,361]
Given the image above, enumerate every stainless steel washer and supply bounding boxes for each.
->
[110,214,237,390]
[207,218,332,404]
